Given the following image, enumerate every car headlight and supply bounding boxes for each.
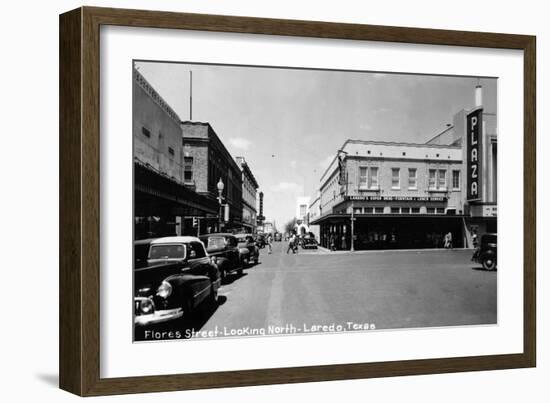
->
[156,280,173,299]
[138,298,154,314]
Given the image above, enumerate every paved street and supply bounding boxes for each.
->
[136,243,496,341]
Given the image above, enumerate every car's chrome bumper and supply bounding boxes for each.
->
[134,307,183,326]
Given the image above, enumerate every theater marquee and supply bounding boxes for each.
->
[467,108,483,201]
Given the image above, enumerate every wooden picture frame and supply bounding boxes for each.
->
[59,6,536,396]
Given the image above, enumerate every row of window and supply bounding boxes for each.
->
[352,206,447,215]
[358,167,460,191]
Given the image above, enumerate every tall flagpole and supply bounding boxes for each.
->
[189,70,193,120]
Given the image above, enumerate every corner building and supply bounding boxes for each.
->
[312,140,466,250]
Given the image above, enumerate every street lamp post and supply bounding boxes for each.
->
[217,178,225,232]
[350,200,355,252]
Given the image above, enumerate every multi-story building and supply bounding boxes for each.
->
[133,68,218,239]
[236,156,259,233]
[134,68,184,183]
[295,196,311,235]
[426,85,497,240]
[311,84,497,250]
[307,196,321,240]
[180,122,243,232]
[312,140,464,250]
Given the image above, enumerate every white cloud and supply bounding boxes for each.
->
[228,137,251,150]
[270,181,303,193]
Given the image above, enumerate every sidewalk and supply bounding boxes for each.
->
[316,245,474,255]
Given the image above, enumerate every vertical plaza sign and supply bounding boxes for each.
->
[466,108,483,201]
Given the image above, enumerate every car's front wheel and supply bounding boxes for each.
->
[482,257,496,271]
[209,284,219,305]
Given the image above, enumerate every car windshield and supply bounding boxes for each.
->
[148,244,186,260]
[205,237,226,249]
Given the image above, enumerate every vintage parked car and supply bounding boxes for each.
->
[236,233,260,267]
[134,238,156,269]
[472,233,497,270]
[301,233,318,249]
[134,236,221,327]
[199,233,243,282]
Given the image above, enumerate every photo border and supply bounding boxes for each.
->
[59,6,536,396]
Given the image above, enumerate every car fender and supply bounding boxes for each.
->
[481,249,497,261]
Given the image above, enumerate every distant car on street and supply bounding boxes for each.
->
[472,233,497,270]
[134,236,220,327]
[199,233,243,282]
[301,232,318,249]
[274,232,282,242]
[236,233,260,267]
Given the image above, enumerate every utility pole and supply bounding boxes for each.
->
[350,200,355,252]
[189,70,193,120]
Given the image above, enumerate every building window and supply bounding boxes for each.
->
[168,147,175,156]
[438,170,447,190]
[391,207,400,214]
[375,207,384,214]
[452,170,460,190]
[429,169,447,190]
[429,169,437,190]
[184,156,193,181]
[354,207,362,214]
[427,207,435,214]
[411,207,420,214]
[391,168,400,189]
[364,207,374,214]
[401,207,411,214]
[436,207,445,214]
[408,168,417,189]
[141,126,151,138]
[300,204,307,218]
[359,167,368,187]
[368,167,379,189]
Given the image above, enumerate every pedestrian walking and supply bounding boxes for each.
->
[329,233,336,251]
[444,231,453,249]
[267,234,273,254]
[286,233,297,254]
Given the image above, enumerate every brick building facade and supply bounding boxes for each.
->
[180,122,244,232]
[235,156,259,233]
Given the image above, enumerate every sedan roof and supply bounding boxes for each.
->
[150,236,200,244]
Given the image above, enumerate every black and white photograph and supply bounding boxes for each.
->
[133,61,498,342]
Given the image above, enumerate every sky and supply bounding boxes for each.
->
[135,61,497,229]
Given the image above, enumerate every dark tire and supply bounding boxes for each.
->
[482,257,496,271]
[220,267,227,284]
[209,284,219,305]
[183,294,194,318]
